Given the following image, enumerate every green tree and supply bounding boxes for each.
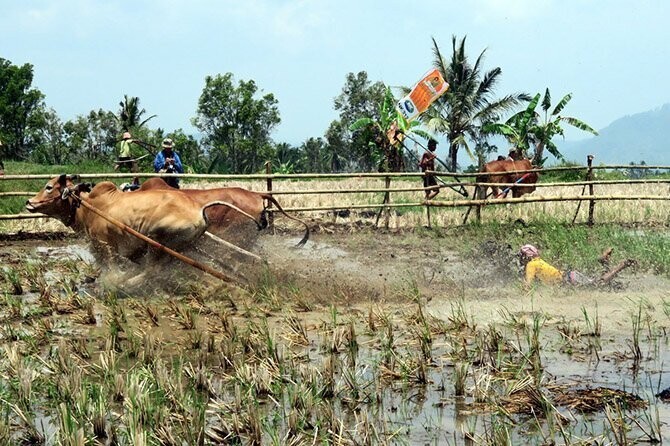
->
[193,73,280,173]
[529,89,598,165]
[324,121,347,172]
[486,89,598,165]
[425,36,529,171]
[330,72,386,171]
[63,109,118,162]
[115,95,156,132]
[298,137,327,172]
[27,107,70,164]
[350,87,433,172]
[484,93,541,159]
[273,142,300,173]
[0,58,45,160]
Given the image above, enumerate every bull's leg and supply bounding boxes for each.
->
[477,184,488,200]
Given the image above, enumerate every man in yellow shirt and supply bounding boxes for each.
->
[115,132,140,188]
[519,244,635,288]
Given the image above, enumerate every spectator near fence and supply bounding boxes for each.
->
[419,139,439,199]
[116,132,140,187]
[153,138,183,189]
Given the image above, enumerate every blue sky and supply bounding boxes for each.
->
[2,0,669,148]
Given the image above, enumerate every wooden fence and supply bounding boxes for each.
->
[1,158,669,228]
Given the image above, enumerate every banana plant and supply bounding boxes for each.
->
[350,87,433,172]
[485,89,598,165]
[530,89,598,165]
[484,93,541,159]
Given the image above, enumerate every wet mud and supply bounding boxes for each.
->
[1,230,669,444]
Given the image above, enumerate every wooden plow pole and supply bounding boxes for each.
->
[67,193,235,283]
[375,175,392,228]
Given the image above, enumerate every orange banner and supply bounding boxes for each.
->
[397,69,449,122]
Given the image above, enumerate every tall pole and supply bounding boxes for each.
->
[265,161,274,232]
[587,155,595,226]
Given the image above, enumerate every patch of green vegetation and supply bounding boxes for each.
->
[0,161,113,214]
[447,219,670,275]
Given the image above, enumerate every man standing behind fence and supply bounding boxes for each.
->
[419,139,439,199]
[116,132,140,187]
[154,138,183,189]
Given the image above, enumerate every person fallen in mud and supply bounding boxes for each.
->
[519,244,636,289]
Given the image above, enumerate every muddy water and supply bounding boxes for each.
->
[257,233,670,443]
[1,233,669,444]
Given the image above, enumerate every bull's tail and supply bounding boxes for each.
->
[259,194,310,247]
[201,201,264,230]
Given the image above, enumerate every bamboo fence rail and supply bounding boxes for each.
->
[1,160,669,227]
[2,164,669,181]
[4,180,670,198]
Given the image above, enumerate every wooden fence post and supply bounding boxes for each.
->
[425,200,432,228]
[374,175,392,229]
[587,155,595,226]
[474,185,482,223]
[265,161,274,232]
[383,176,391,229]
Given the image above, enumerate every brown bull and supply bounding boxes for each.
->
[25,175,256,262]
[139,178,309,246]
[477,159,539,199]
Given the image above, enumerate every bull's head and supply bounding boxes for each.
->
[25,174,85,226]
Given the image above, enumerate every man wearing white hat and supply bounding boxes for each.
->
[153,138,183,188]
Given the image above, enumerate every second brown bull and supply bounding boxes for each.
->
[139,178,309,246]
[477,159,539,199]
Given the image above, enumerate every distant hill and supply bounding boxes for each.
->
[557,103,670,165]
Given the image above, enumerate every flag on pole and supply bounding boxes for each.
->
[397,69,449,122]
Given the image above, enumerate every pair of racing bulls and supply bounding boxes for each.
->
[26,175,309,266]
[477,158,539,199]
[26,159,535,264]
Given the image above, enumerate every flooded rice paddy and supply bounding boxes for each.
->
[0,230,669,445]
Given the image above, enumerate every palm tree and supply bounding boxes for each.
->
[424,36,530,171]
[116,95,156,132]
